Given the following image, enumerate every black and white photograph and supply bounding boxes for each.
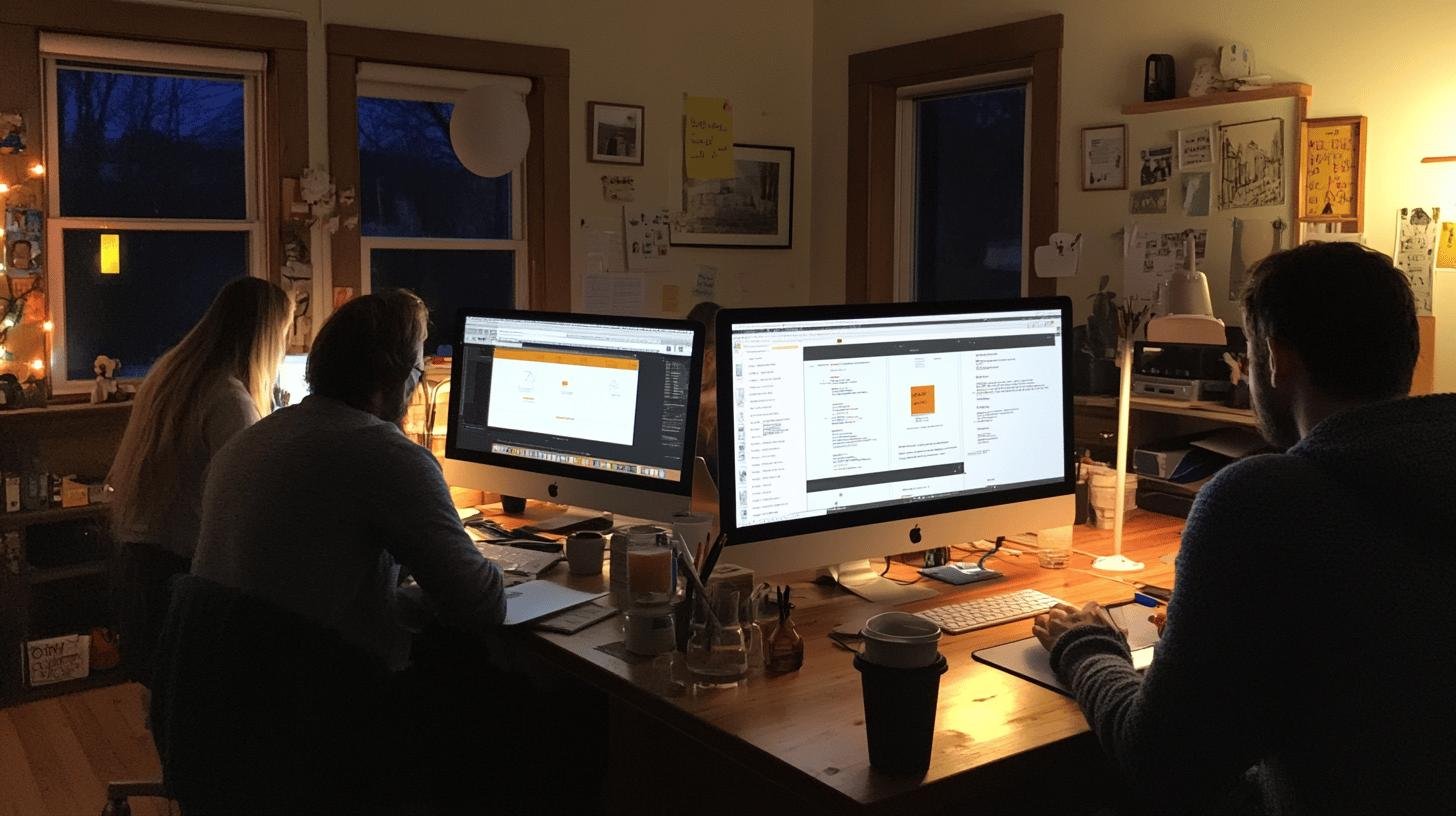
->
[587,101,644,165]
[1129,188,1168,215]
[1219,117,1285,209]
[673,143,793,248]
[1138,145,1173,186]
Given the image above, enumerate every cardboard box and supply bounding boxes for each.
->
[60,476,89,509]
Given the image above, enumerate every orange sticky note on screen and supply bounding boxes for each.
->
[910,385,935,415]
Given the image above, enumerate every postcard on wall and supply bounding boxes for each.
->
[626,207,673,272]
[674,144,793,248]
[1129,188,1168,215]
[1177,126,1214,170]
[601,174,636,202]
[1123,225,1208,304]
[1081,124,1126,190]
[692,264,718,301]
[3,208,42,276]
[1139,145,1173,187]
[1180,172,1211,217]
[1395,207,1439,316]
[1219,117,1285,209]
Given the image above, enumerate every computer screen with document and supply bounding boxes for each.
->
[444,309,704,518]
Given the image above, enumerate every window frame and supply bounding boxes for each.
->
[0,0,308,399]
[893,71,1033,302]
[42,44,269,389]
[846,14,1062,303]
[326,25,570,323]
[354,69,528,309]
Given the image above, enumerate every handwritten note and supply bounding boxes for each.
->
[1304,123,1356,219]
[684,95,734,180]
[692,264,717,301]
[1395,207,1438,316]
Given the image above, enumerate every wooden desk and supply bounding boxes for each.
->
[487,506,1182,813]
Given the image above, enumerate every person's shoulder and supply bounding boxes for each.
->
[1200,452,1329,501]
[359,423,442,472]
[1184,453,1329,542]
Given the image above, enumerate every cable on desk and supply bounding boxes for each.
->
[880,556,924,585]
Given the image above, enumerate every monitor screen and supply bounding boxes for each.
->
[445,311,702,492]
[275,353,309,408]
[720,300,1071,543]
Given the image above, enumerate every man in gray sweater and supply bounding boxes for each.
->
[193,289,505,670]
[1035,242,1454,814]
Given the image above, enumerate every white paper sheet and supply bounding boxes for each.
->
[583,272,646,315]
[1123,225,1207,304]
[577,215,625,274]
[1395,207,1439,316]
[625,207,672,272]
[692,264,718,300]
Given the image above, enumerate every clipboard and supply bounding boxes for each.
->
[971,602,1161,696]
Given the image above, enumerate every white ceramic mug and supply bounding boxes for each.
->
[860,612,942,669]
[566,531,606,576]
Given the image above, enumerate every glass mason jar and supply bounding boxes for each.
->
[685,588,748,688]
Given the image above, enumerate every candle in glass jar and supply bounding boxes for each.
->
[627,546,673,597]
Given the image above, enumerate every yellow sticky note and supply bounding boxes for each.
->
[1439,222,1456,269]
[100,233,120,275]
[684,95,734,180]
[661,283,680,314]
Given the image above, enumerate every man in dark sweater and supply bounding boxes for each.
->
[1034,242,1455,815]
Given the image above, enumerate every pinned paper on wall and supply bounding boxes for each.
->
[660,283,681,314]
[602,174,636,202]
[577,215,626,273]
[1437,221,1456,269]
[1395,207,1438,316]
[1180,172,1211,216]
[1033,232,1082,278]
[1129,188,1167,215]
[626,207,672,272]
[583,272,646,316]
[683,95,734,180]
[1123,225,1207,304]
[691,264,718,301]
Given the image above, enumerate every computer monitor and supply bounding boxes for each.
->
[275,353,309,408]
[443,309,704,521]
[716,298,1075,575]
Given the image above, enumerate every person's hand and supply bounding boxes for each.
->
[1033,601,1123,651]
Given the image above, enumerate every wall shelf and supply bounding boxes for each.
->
[1122,82,1312,115]
[0,505,108,532]
[1421,156,1456,163]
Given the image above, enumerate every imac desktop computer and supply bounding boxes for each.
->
[715,298,1075,579]
[442,309,705,521]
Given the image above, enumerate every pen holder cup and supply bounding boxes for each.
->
[854,653,948,774]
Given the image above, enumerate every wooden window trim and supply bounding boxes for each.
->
[326,24,570,312]
[846,14,1062,302]
[0,0,309,283]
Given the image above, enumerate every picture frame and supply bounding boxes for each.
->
[1081,124,1126,191]
[1177,125,1215,170]
[673,143,793,248]
[1298,115,1366,231]
[587,101,644,165]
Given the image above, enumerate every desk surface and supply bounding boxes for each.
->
[491,505,1181,812]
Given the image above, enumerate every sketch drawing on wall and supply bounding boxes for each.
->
[1219,118,1284,209]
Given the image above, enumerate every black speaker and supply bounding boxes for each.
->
[1144,54,1176,102]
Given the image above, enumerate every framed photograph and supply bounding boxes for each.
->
[1177,125,1215,170]
[673,143,793,248]
[587,101,644,165]
[1081,124,1126,191]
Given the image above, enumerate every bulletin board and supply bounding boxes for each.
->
[1298,115,1366,232]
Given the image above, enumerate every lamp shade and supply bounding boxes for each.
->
[449,84,530,178]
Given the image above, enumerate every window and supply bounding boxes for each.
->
[897,79,1029,302]
[356,64,527,356]
[43,34,265,384]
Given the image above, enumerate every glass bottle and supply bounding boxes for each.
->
[765,587,804,673]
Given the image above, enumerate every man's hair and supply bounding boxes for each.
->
[307,289,427,414]
[1241,241,1418,401]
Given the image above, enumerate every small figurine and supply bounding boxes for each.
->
[92,355,121,404]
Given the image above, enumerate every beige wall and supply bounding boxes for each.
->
[811,0,1455,390]
[177,0,816,316]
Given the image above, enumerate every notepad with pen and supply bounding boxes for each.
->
[971,602,1161,696]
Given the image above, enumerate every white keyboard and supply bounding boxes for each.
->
[916,588,1066,635]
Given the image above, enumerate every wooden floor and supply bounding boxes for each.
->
[0,683,168,816]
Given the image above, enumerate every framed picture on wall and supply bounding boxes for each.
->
[587,101,644,165]
[1081,124,1126,191]
[672,143,793,248]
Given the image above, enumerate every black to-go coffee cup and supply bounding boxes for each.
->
[853,653,948,774]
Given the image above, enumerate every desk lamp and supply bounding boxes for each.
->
[1146,235,1226,345]
[1093,299,1149,572]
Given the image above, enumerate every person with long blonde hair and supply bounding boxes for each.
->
[109,276,292,683]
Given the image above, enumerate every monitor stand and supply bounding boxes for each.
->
[829,559,937,604]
